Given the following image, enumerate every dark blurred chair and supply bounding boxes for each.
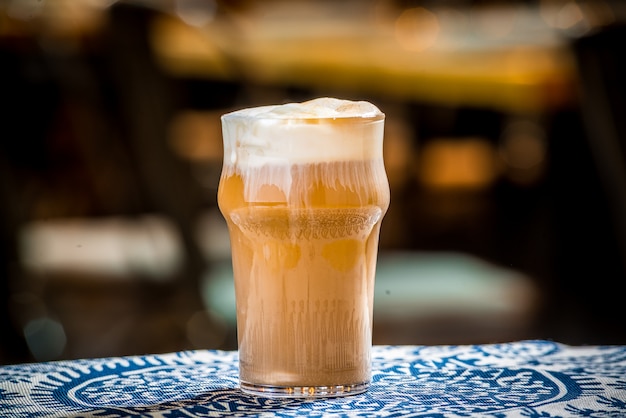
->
[551,22,626,343]
[573,23,626,270]
[90,3,210,284]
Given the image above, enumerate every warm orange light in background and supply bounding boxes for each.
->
[417,138,498,190]
[395,7,440,52]
[539,0,615,35]
[168,110,223,163]
[383,116,415,190]
[3,0,112,37]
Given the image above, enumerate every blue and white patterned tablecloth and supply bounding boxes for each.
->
[1,340,626,417]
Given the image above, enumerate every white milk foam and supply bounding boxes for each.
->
[221,98,385,167]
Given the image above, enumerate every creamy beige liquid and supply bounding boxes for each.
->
[218,160,389,387]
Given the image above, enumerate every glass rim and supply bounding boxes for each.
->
[221,107,385,124]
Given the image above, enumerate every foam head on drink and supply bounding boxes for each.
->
[218,98,389,397]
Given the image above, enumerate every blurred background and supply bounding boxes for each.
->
[2,0,626,365]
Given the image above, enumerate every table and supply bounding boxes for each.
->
[2,340,625,417]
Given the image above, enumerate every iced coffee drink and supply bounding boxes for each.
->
[218,98,389,397]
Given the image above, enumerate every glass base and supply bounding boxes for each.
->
[240,380,369,398]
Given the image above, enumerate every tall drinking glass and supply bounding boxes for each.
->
[217,98,389,398]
